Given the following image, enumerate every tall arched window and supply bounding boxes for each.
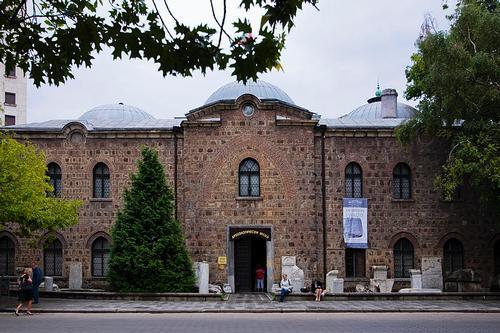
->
[0,236,15,275]
[239,158,260,197]
[92,237,110,277]
[494,240,500,276]
[345,162,362,198]
[47,162,62,197]
[393,163,411,199]
[93,163,110,198]
[44,238,63,276]
[394,238,414,278]
[443,238,464,274]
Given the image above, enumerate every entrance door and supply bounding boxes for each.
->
[234,237,266,292]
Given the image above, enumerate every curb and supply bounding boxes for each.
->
[2,308,500,314]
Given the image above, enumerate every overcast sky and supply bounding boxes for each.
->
[27,1,453,122]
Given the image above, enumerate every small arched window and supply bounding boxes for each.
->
[0,236,15,275]
[239,158,260,197]
[443,238,464,274]
[44,238,63,276]
[93,163,110,198]
[47,163,62,197]
[92,237,111,277]
[393,238,414,278]
[393,163,411,199]
[345,162,362,198]
[494,240,500,276]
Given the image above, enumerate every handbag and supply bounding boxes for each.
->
[19,277,33,291]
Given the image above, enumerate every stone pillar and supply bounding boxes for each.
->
[326,270,344,294]
[194,262,209,294]
[370,265,394,293]
[409,269,422,289]
[44,277,54,292]
[281,256,304,292]
[68,262,82,290]
[421,257,443,290]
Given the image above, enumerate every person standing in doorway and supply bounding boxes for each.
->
[255,264,265,292]
[31,259,43,304]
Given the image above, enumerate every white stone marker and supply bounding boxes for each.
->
[68,262,82,290]
[421,256,443,290]
[194,262,209,294]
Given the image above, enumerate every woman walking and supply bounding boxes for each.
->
[15,268,34,315]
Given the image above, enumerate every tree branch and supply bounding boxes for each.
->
[152,0,174,40]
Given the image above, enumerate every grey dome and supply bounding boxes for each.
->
[205,80,295,105]
[79,104,155,124]
[343,102,416,120]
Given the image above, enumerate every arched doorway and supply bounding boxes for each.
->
[228,227,272,293]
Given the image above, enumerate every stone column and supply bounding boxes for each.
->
[44,277,54,291]
[421,257,443,290]
[194,262,209,294]
[326,270,344,294]
[68,262,82,290]
[409,269,422,289]
[281,256,304,292]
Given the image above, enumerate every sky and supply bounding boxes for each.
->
[27,1,453,122]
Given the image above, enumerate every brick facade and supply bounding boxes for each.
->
[2,93,498,291]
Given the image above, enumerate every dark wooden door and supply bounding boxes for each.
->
[234,237,252,292]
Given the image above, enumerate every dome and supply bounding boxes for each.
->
[205,80,295,105]
[79,103,155,124]
[343,102,416,120]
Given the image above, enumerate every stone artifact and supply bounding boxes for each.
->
[369,265,394,293]
[421,257,443,290]
[326,270,344,294]
[222,283,232,293]
[444,269,482,292]
[208,284,222,294]
[69,262,82,290]
[44,277,54,291]
[194,262,209,294]
[281,256,304,292]
[410,269,422,289]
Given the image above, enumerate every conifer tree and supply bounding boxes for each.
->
[107,147,195,292]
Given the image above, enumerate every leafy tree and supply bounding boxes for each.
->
[0,134,81,235]
[398,0,499,209]
[0,0,318,86]
[108,147,195,292]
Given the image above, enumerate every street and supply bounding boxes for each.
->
[0,313,499,333]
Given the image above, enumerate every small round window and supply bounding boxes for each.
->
[242,104,255,117]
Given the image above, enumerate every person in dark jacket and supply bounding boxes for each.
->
[311,279,324,302]
[15,268,33,315]
[31,259,43,304]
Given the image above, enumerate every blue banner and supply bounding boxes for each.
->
[343,198,368,249]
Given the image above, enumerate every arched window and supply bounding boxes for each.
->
[92,237,110,277]
[0,236,15,275]
[44,238,63,276]
[394,238,414,278]
[47,163,62,197]
[345,162,362,198]
[494,240,500,276]
[93,163,110,198]
[239,158,260,197]
[393,163,411,199]
[443,238,464,274]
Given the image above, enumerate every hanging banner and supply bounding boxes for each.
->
[343,198,368,249]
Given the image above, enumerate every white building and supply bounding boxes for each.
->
[0,64,27,125]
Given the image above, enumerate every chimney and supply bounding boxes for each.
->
[381,89,398,118]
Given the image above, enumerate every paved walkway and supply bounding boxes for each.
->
[1,293,500,313]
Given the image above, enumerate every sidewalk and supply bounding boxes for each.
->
[2,294,500,313]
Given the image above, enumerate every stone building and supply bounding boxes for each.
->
[1,81,499,292]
